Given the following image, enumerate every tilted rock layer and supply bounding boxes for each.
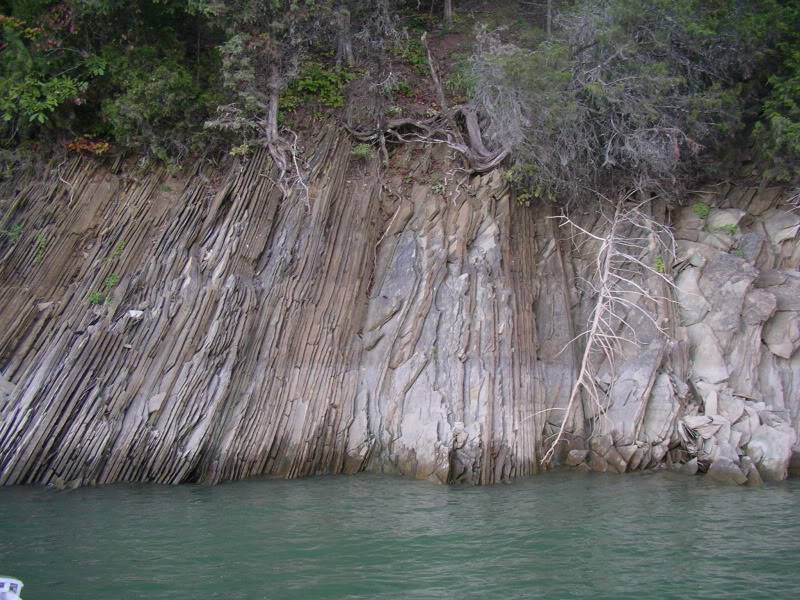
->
[0,128,798,486]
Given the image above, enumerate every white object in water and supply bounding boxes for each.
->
[0,576,23,600]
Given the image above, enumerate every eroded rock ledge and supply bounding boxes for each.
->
[0,128,798,486]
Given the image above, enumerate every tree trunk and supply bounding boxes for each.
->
[444,0,453,28]
[336,7,354,68]
[546,0,552,38]
[266,64,281,143]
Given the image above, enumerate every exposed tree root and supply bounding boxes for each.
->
[346,32,509,174]
[346,107,509,174]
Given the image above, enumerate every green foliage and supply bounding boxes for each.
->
[88,271,120,305]
[0,0,797,181]
[281,63,353,112]
[387,79,414,97]
[444,64,474,102]
[110,240,126,259]
[104,273,120,291]
[654,256,665,273]
[98,45,221,161]
[753,18,800,183]
[351,143,372,159]
[1,75,85,127]
[713,223,739,236]
[394,38,427,75]
[471,0,796,201]
[229,143,252,157]
[1,223,23,244]
[34,232,46,263]
[1,0,223,160]
[692,202,711,219]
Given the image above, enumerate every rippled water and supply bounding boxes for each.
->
[1,472,799,599]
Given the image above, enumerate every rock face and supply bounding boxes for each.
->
[0,128,798,486]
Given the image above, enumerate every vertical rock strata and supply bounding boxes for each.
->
[0,130,798,486]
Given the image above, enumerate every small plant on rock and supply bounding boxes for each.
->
[1,223,22,244]
[692,202,711,219]
[88,273,121,306]
[110,240,126,259]
[34,233,47,263]
[88,291,105,305]
[654,256,665,273]
[352,143,373,160]
[714,223,739,235]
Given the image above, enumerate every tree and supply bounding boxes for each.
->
[335,6,354,67]
[470,0,757,203]
[443,0,453,29]
[206,0,334,178]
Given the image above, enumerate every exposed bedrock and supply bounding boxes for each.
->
[0,128,798,486]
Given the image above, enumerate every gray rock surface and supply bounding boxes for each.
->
[0,135,798,486]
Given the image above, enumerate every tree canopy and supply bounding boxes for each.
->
[0,0,798,194]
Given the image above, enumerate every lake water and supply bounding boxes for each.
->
[1,472,798,599]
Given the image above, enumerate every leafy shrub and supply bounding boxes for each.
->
[753,41,800,182]
[1,223,23,244]
[281,62,353,112]
[1,1,223,161]
[469,0,773,201]
[395,38,427,75]
[388,80,414,97]
[110,240,126,259]
[98,46,220,161]
[445,66,474,102]
[351,143,372,159]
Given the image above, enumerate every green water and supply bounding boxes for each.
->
[1,472,799,599]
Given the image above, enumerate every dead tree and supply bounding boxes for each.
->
[541,190,677,466]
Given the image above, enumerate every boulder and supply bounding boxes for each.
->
[747,423,796,480]
[707,458,747,485]
[589,451,608,473]
[707,208,745,230]
[762,208,800,245]
[741,456,763,487]
[605,447,628,474]
[717,393,745,424]
[566,449,587,466]
[673,457,699,476]
[762,311,800,359]
[687,323,729,383]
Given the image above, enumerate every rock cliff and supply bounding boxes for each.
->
[0,127,798,486]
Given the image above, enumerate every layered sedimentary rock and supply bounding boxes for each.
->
[0,127,798,486]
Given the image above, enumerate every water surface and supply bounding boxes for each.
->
[1,472,798,599]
